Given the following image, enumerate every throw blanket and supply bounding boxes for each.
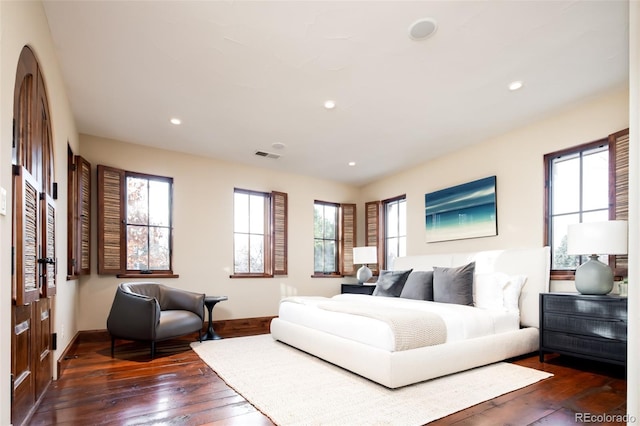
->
[317,301,447,351]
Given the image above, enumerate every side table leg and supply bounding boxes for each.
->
[204,301,223,340]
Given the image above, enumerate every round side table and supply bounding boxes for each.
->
[203,296,228,340]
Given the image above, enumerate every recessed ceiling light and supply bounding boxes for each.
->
[324,100,336,110]
[409,18,438,41]
[170,117,182,125]
[508,81,524,91]
[272,142,286,150]
[348,161,356,167]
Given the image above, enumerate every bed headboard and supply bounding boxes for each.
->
[391,246,551,328]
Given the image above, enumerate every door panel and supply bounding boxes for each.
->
[11,304,34,426]
[34,298,52,400]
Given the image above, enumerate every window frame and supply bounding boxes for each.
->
[383,195,407,269]
[543,132,628,280]
[230,188,288,278]
[97,165,177,278]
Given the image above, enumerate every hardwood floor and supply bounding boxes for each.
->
[29,328,626,426]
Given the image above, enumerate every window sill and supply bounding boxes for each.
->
[117,273,180,279]
[229,273,274,279]
[311,274,344,278]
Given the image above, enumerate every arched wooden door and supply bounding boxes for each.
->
[11,45,56,426]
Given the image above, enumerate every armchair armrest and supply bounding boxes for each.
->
[159,286,205,320]
[107,287,161,340]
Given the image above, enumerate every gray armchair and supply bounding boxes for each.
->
[107,282,205,358]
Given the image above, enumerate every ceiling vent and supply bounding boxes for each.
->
[255,150,281,159]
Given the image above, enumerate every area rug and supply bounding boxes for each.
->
[191,335,552,426]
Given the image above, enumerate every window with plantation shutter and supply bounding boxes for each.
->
[232,188,288,277]
[98,165,176,277]
[544,128,628,279]
[313,201,356,277]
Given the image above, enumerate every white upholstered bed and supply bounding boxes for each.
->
[270,246,550,388]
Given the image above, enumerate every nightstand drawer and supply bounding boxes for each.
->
[542,330,626,362]
[543,313,626,340]
[542,295,626,320]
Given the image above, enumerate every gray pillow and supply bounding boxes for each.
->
[400,271,434,301]
[433,262,475,305]
[372,269,413,297]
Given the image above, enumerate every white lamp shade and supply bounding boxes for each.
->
[567,220,628,255]
[353,246,377,264]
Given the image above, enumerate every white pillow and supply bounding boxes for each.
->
[503,274,528,313]
[474,272,510,310]
[474,272,528,312]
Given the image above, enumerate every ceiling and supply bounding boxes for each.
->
[42,0,629,186]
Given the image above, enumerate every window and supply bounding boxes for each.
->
[232,189,287,277]
[544,129,628,278]
[365,195,406,271]
[313,201,356,276]
[384,196,407,267]
[97,165,176,277]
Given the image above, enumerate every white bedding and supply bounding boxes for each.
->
[279,293,519,352]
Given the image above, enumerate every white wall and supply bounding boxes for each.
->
[0,1,80,423]
[359,89,629,259]
[77,135,359,330]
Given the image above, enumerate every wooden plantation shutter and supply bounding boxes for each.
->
[13,166,41,305]
[341,203,356,275]
[365,201,383,274]
[41,193,56,297]
[272,191,288,275]
[610,128,629,277]
[97,165,125,274]
[77,157,92,274]
[68,154,91,277]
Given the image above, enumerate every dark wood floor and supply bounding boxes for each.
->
[29,329,627,426]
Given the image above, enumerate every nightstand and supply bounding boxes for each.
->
[341,284,375,295]
[539,293,627,366]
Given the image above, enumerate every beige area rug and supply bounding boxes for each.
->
[191,335,552,426]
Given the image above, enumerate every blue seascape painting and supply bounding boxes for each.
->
[425,176,497,243]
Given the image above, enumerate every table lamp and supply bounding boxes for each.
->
[353,246,377,284]
[567,220,628,295]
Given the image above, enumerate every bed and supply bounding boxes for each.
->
[270,246,550,388]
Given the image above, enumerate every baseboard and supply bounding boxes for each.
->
[56,317,276,375]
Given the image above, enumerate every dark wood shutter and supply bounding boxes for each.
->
[365,201,383,274]
[41,193,56,297]
[341,203,356,275]
[272,191,288,275]
[77,156,91,274]
[97,165,125,274]
[610,128,629,277]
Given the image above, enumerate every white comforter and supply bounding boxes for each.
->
[278,293,519,352]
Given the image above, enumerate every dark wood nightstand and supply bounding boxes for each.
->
[341,284,375,295]
[539,292,627,366]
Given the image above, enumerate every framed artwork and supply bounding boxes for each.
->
[425,176,497,243]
